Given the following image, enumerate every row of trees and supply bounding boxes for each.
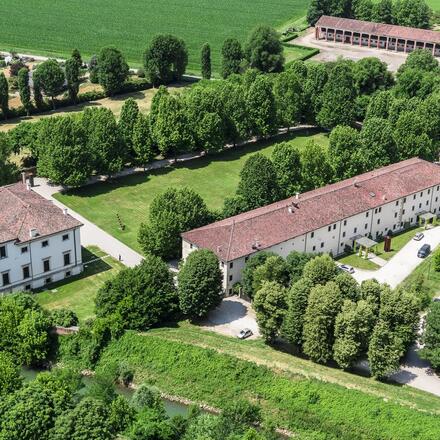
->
[307,0,431,29]
[246,253,422,379]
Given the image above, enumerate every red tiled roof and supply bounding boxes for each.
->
[182,158,440,262]
[0,183,82,244]
[316,15,440,44]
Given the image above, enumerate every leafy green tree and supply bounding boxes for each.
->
[33,59,65,109]
[371,0,393,22]
[138,187,211,259]
[195,112,224,153]
[303,281,343,363]
[82,107,123,175]
[393,0,431,28]
[221,38,243,78]
[368,320,402,379]
[317,62,356,129]
[420,302,440,369]
[271,142,301,197]
[0,132,18,186]
[183,413,220,440]
[253,281,287,343]
[119,97,140,155]
[394,68,424,98]
[303,63,329,123]
[236,153,281,211]
[178,249,223,320]
[217,400,262,438]
[285,251,315,284]
[252,255,290,293]
[300,140,333,191]
[302,254,338,286]
[328,125,362,181]
[398,49,439,75]
[144,34,188,85]
[128,408,175,440]
[132,113,154,166]
[354,0,373,20]
[307,0,327,25]
[97,47,129,96]
[244,26,284,73]
[334,272,361,302]
[281,278,313,346]
[0,72,9,118]
[71,48,83,67]
[89,54,99,83]
[18,67,32,115]
[333,300,376,369]
[0,352,22,396]
[33,75,44,110]
[360,279,382,314]
[365,90,393,120]
[109,395,136,434]
[201,42,211,80]
[65,57,80,103]
[246,75,277,137]
[352,57,393,95]
[96,254,177,330]
[241,251,277,298]
[132,384,164,412]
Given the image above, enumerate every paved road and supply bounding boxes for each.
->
[352,226,440,288]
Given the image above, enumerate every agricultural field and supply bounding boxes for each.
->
[55,129,329,252]
[0,0,309,74]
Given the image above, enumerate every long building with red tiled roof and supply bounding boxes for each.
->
[182,158,440,294]
[0,182,83,293]
[315,15,440,57]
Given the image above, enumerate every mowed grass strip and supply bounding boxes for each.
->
[55,130,329,253]
[0,0,308,74]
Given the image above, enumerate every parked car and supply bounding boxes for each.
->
[417,243,431,258]
[413,232,424,241]
[338,264,355,274]
[237,328,253,339]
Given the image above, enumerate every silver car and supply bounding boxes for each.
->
[338,264,355,274]
[237,328,253,339]
[413,232,424,241]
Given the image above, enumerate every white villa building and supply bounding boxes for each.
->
[0,182,83,294]
[182,158,440,294]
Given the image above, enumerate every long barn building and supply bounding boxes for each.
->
[315,15,440,57]
[182,158,440,294]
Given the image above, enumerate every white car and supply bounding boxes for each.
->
[413,232,424,241]
[338,264,355,274]
[237,328,253,339]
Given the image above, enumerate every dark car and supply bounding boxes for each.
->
[417,244,431,258]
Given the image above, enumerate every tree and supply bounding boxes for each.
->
[33,59,65,109]
[271,142,301,197]
[244,26,284,73]
[144,34,188,85]
[281,278,313,346]
[365,90,393,120]
[33,75,44,110]
[303,282,343,363]
[360,279,382,314]
[0,132,18,186]
[420,302,440,369]
[95,254,177,330]
[217,400,262,438]
[371,0,393,23]
[246,75,277,138]
[128,408,175,440]
[178,249,223,320]
[132,113,154,166]
[109,395,136,434]
[398,49,439,76]
[65,57,80,103]
[97,47,129,96]
[285,251,315,284]
[241,251,277,298]
[302,254,338,286]
[317,62,356,129]
[252,255,290,293]
[138,187,211,259]
[0,352,22,396]
[71,48,83,67]
[300,141,333,191]
[303,63,329,123]
[393,0,431,29]
[368,320,402,379]
[201,43,211,80]
[119,97,140,155]
[253,281,287,343]
[352,57,393,95]
[354,0,373,21]
[89,55,99,83]
[334,272,361,302]
[333,300,376,369]
[236,153,281,211]
[307,0,327,25]
[132,384,164,412]
[0,72,9,118]
[328,125,362,181]
[17,67,32,116]
[221,38,243,79]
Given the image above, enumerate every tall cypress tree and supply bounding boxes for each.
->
[0,73,9,120]
[65,57,80,103]
[201,43,211,80]
[18,68,32,116]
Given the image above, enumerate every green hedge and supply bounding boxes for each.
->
[281,33,298,43]
[95,332,440,440]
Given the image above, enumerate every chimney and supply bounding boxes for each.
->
[26,183,31,191]
[63,208,68,215]
[295,192,299,200]
[21,172,27,184]
[288,206,293,214]
[29,228,38,239]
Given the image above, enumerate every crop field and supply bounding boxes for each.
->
[0,0,309,74]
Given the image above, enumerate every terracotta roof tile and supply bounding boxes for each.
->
[0,183,82,244]
[315,15,440,44]
[182,158,440,261]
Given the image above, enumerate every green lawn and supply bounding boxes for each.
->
[34,246,124,322]
[375,226,425,261]
[55,129,329,253]
[0,0,309,74]
[284,44,318,63]
[336,252,379,270]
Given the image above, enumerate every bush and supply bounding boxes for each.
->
[50,309,78,327]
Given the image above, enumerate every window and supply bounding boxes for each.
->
[311,232,314,238]
[2,272,10,286]
[437,186,439,191]
[410,217,413,223]
[43,259,50,272]
[436,197,438,202]
[328,225,331,232]
[413,194,416,200]
[419,203,422,209]
[229,262,233,269]
[333,224,336,230]
[320,242,324,248]
[0,246,6,259]
[412,206,415,211]
[379,207,382,213]
[41,240,48,248]
[426,201,429,206]
[64,252,71,266]
[21,246,28,254]
[393,224,397,230]
[312,245,316,251]
[420,191,423,197]
[377,219,380,225]
[365,212,369,218]
[228,275,233,281]
[62,234,69,241]
[374,208,378,214]
[45,277,52,285]
[403,197,406,203]
[343,220,347,226]
[65,271,71,278]
[364,223,368,229]
[22,266,30,279]
[402,209,405,214]
[341,242,344,247]
[342,231,346,238]
[395,201,399,206]
[190,243,193,249]
[428,189,431,194]
[228,289,233,295]
[245,256,249,262]
[394,212,398,218]
[354,227,357,233]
